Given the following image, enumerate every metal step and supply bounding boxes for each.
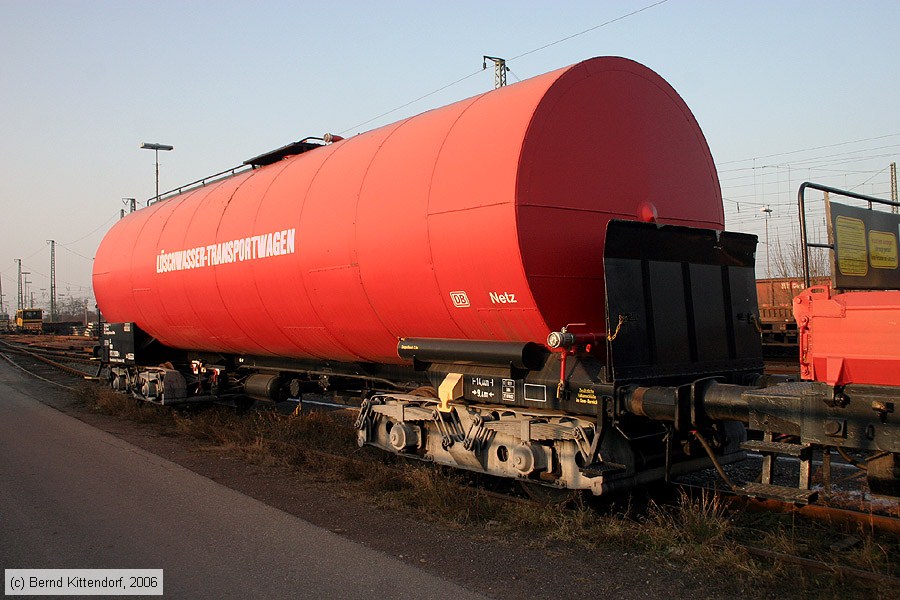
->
[741,440,811,457]
[580,462,627,477]
[739,482,819,505]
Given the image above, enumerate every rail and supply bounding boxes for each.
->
[0,339,98,379]
[797,181,900,288]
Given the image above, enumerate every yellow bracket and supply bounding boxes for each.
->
[437,372,464,413]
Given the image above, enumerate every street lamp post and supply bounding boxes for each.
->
[761,205,773,277]
[140,142,174,203]
[761,206,774,305]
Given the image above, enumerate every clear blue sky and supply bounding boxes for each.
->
[1,0,898,311]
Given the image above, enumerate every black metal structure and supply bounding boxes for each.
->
[398,338,548,371]
[603,221,763,383]
[797,182,900,288]
[243,138,324,167]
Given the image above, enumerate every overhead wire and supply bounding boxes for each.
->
[2,210,117,274]
[843,165,889,191]
[718,143,900,175]
[337,0,670,135]
[719,139,896,256]
[0,211,115,296]
[711,133,895,233]
[716,133,900,166]
[337,69,485,135]
[5,263,91,296]
[506,0,669,62]
[723,172,894,202]
[61,211,120,246]
[0,245,48,276]
[58,245,94,262]
[719,153,897,227]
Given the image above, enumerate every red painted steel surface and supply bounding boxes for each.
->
[93,57,723,363]
[794,286,900,386]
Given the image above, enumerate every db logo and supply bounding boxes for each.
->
[450,291,470,308]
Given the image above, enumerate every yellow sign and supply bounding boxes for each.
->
[827,199,900,289]
[575,387,598,405]
[868,230,898,269]
[835,216,868,276]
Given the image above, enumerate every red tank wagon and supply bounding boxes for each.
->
[94,57,722,364]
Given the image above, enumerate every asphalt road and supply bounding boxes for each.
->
[0,361,486,599]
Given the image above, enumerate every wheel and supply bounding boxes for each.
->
[517,480,582,505]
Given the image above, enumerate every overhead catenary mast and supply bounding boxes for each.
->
[482,56,508,89]
[891,162,897,214]
[47,240,57,321]
[21,272,31,309]
[15,259,23,312]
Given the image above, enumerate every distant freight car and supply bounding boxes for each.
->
[15,308,43,333]
[42,320,87,335]
[756,277,830,349]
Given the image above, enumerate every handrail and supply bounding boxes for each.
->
[797,182,900,288]
[143,135,332,206]
[146,164,253,206]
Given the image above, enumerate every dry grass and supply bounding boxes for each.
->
[646,489,732,548]
[367,465,505,526]
[76,384,899,599]
[76,383,170,424]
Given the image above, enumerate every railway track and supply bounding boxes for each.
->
[0,337,100,389]
[762,359,800,377]
[2,336,894,520]
[1,335,897,586]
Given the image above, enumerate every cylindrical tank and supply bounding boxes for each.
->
[93,57,723,364]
